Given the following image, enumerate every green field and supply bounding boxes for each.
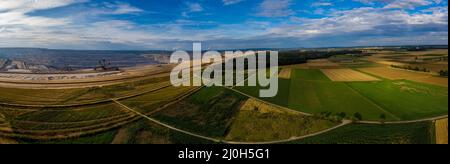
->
[289,122,435,144]
[153,87,247,138]
[289,79,397,121]
[235,78,291,106]
[292,69,331,81]
[235,69,448,121]
[347,80,448,120]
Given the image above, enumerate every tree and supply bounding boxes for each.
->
[354,113,363,121]
[379,114,386,124]
[338,112,347,119]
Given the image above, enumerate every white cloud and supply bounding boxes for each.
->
[311,2,334,7]
[257,0,294,17]
[181,2,204,18]
[0,0,85,12]
[385,0,432,9]
[0,0,447,49]
[354,0,436,9]
[109,2,143,14]
[91,2,144,15]
[270,7,448,38]
[0,0,83,27]
[223,0,245,6]
[187,2,204,12]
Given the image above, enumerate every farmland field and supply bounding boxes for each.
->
[18,130,118,144]
[235,78,291,107]
[0,76,172,106]
[14,103,128,123]
[235,68,447,121]
[0,136,17,144]
[289,78,398,121]
[279,68,292,79]
[358,67,431,80]
[306,59,341,69]
[347,80,448,120]
[0,102,136,139]
[111,119,214,144]
[321,69,380,82]
[225,99,338,142]
[152,87,247,138]
[289,122,435,144]
[359,67,448,87]
[119,86,196,114]
[290,69,399,121]
[291,69,331,81]
[435,118,448,144]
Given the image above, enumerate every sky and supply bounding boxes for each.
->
[0,0,448,50]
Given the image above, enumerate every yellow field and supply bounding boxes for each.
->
[279,68,292,79]
[359,67,448,87]
[321,69,380,82]
[282,63,310,69]
[239,98,291,114]
[436,118,448,144]
[411,76,448,88]
[0,137,18,144]
[307,59,342,69]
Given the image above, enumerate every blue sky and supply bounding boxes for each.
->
[0,0,448,50]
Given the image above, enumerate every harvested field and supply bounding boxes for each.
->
[358,67,428,80]
[321,69,380,82]
[359,67,448,87]
[279,68,292,79]
[283,63,310,69]
[0,113,5,124]
[411,76,448,88]
[0,76,172,106]
[436,118,448,144]
[0,137,18,144]
[306,59,342,69]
